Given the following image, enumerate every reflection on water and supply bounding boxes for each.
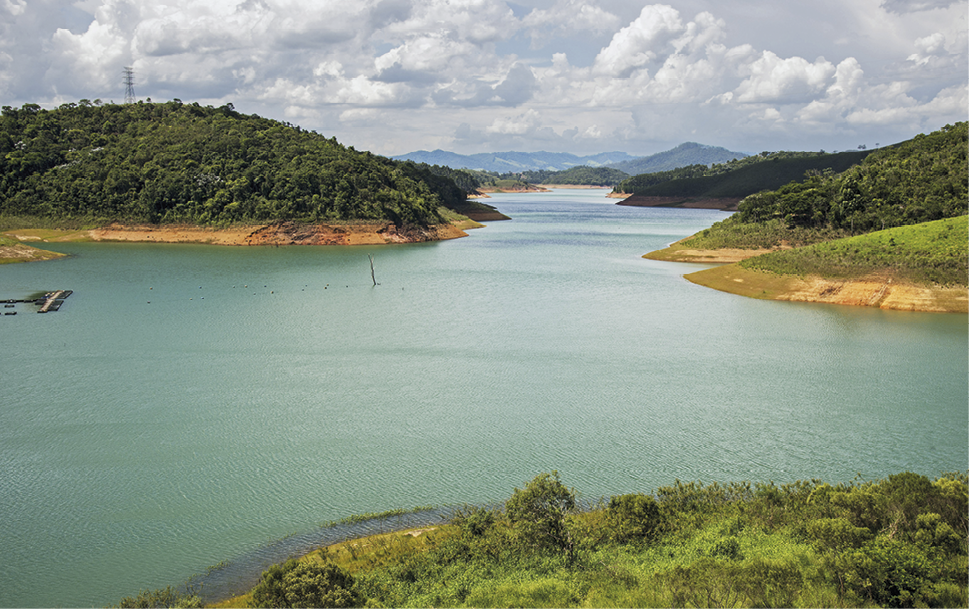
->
[1,190,966,607]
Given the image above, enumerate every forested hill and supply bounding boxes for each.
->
[615,149,872,199]
[735,122,967,232]
[0,101,465,227]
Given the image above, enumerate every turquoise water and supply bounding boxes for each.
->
[1,189,966,607]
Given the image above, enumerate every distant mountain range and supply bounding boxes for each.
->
[393,143,747,174]
[609,143,747,175]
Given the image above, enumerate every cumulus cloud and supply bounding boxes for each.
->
[3,0,26,16]
[593,4,683,77]
[0,0,965,154]
[906,32,949,65]
[733,52,836,104]
[522,0,623,48]
[486,109,541,135]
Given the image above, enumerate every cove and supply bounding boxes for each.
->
[0,189,966,607]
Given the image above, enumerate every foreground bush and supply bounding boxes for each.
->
[356,472,967,607]
[154,471,966,608]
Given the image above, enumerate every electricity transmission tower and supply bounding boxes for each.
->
[123,67,136,104]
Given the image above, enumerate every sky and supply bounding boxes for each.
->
[1,0,966,156]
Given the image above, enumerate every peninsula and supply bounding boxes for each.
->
[644,123,968,313]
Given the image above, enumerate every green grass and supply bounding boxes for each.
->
[740,216,968,286]
[0,214,109,231]
[207,473,967,608]
[681,216,848,250]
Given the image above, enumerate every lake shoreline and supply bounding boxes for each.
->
[685,264,968,313]
[2,221,470,257]
[644,242,968,313]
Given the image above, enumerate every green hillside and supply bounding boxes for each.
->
[673,123,967,251]
[737,123,967,232]
[618,149,871,199]
[740,217,968,287]
[0,101,465,228]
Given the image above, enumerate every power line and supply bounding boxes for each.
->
[123,67,135,104]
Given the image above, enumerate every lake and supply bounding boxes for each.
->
[1,189,966,607]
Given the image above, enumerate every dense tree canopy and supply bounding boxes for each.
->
[504,166,630,186]
[615,149,872,198]
[0,100,464,227]
[737,122,967,232]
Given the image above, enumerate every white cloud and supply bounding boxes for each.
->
[0,0,964,155]
[3,0,26,16]
[485,109,541,134]
[906,32,948,65]
[593,4,683,77]
[733,52,836,104]
[523,0,623,48]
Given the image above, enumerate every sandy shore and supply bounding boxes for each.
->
[0,222,468,263]
[477,185,549,193]
[684,265,968,313]
[87,221,467,246]
[644,240,967,313]
[644,245,784,264]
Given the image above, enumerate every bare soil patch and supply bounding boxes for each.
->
[684,265,968,313]
[87,222,467,246]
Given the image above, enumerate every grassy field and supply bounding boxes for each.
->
[675,217,848,251]
[739,217,968,287]
[675,218,968,313]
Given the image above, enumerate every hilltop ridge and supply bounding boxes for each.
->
[393,143,746,174]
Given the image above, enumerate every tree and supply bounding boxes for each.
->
[505,471,577,558]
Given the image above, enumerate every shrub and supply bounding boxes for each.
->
[799,517,873,552]
[249,556,362,608]
[834,537,937,608]
[710,536,742,560]
[451,504,498,538]
[606,493,661,543]
[116,586,201,608]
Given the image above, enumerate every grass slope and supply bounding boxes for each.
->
[739,217,968,286]
[681,218,968,313]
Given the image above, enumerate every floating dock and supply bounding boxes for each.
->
[1,290,72,314]
[38,290,72,313]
